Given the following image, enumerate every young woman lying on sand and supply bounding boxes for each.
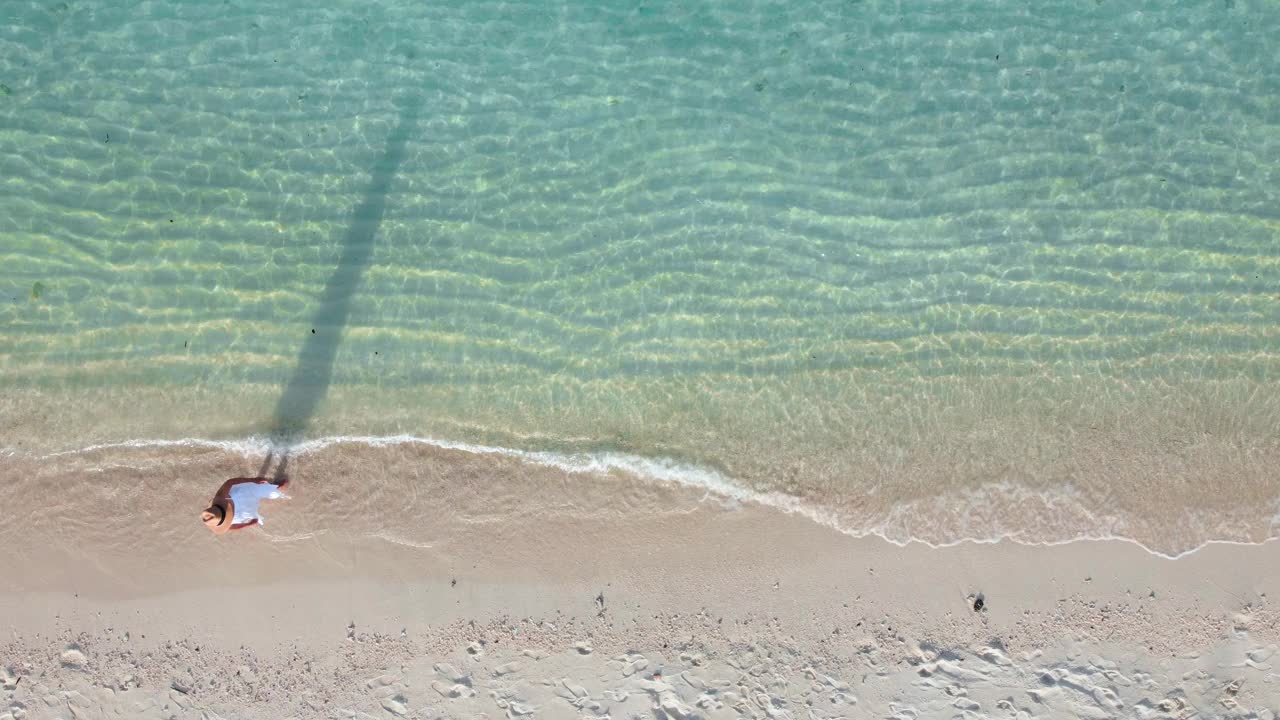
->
[201,477,289,534]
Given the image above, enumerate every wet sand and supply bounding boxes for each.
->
[5,381,1280,557]
[2,449,1278,718]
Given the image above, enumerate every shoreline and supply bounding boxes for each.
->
[5,429,1279,559]
[4,431,1278,715]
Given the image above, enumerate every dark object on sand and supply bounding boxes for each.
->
[973,593,985,612]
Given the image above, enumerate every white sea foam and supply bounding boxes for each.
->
[5,434,1276,560]
[26,436,277,459]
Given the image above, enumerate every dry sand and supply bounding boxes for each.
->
[3,489,1279,719]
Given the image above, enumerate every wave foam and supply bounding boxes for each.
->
[6,434,1274,560]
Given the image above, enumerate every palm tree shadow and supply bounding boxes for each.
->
[262,94,422,477]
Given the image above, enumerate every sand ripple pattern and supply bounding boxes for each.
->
[1,0,1279,550]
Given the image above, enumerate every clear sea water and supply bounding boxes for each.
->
[1,0,1278,554]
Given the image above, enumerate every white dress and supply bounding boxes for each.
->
[229,482,285,525]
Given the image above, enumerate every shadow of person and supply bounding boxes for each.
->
[257,451,288,482]
[262,93,422,479]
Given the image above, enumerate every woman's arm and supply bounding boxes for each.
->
[214,477,276,502]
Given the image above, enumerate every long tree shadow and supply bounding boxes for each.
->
[263,94,421,474]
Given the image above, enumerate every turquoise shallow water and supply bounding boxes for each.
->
[1,0,1279,552]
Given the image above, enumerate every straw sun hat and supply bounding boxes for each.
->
[201,502,233,534]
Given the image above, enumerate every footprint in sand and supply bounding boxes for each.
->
[366,673,398,690]
[573,641,593,655]
[380,693,409,716]
[554,679,591,708]
[560,680,588,698]
[622,655,649,677]
[658,691,696,719]
[433,663,472,685]
[696,692,723,711]
[678,651,704,666]
[1247,647,1274,665]
[492,688,537,716]
[431,681,475,699]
